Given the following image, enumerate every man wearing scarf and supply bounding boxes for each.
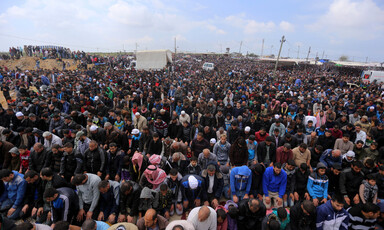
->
[140,165,167,190]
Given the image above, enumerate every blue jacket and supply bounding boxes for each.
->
[316,200,349,230]
[320,149,342,168]
[1,171,27,209]
[230,166,252,195]
[180,175,207,202]
[307,171,329,199]
[262,166,287,198]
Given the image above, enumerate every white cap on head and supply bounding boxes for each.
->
[245,126,251,132]
[43,131,52,138]
[16,112,24,117]
[188,176,198,189]
[132,129,140,135]
[181,111,186,115]
[346,151,355,158]
[94,96,99,101]
[274,114,280,120]
[90,125,98,132]
[210,138,216,144]
[135,112,140,116]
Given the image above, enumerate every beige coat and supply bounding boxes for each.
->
[133,115,148,132]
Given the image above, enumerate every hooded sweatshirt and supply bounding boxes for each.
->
[307,162,329,199]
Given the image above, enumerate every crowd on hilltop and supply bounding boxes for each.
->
[0,54,384,230]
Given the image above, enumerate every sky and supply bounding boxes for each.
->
[0,0,384,62]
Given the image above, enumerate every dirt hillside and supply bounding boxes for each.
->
[0,57,79,71]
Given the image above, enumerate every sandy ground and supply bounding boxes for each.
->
[0,57,79,71]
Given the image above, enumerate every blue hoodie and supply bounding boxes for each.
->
[1,171,27,209]
[262,166,287,198]
[316,200,349,230]
[230,166,252,195]
[307,165,329,199]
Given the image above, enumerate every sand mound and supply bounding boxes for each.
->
[0,57,79,71]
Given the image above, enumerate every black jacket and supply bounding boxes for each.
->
[200,162,224,199]
[290,202,316,230]
[237,198,267,230]
[29,148,52,172]
[83,146,105,174]
[60,151,83,181]
[339,168,364,197]
[119,181,142,216]
[257,141,276,163]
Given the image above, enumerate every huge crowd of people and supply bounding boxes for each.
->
[0,53,384,230]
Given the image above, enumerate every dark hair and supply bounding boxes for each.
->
[169,168,179,176]
[302,200,315,215]
[366,174,376,181]
[63,142,73,148]
[352,160,364,168]
[287,159,296,167]
[121,181,133,194]
[53,221,70,230]
[72,174,87,185]
[43,187,58,199]
[267,219,281,230]
[160,183,168,192]
[18,144,28,150]
[24,170,38,179]
[98,180,110,189]
[217,208,227,220]
[274,162,282,169]
[41,167,54,177]
[190,156,198,162]
[277,207,287,219]
[342,133,350,138]
[331,193,344,204]
[315,145,324,152]
[0,169,12,179]
[356,140,364,145]
[227,206,239,219]
[299,143,308,149]
[14,222,34,230]
[172,225,185,230]
[362,202,380,213]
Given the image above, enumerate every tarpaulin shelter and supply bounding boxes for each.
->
[136,50,173,70]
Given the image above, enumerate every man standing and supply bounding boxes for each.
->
[262,162,287,209]
[118,181,142,223]
[237,198,266,230]
[230,165,252,203]
[43,187,79,225]
[97,180,120,224]
[316,193,349,230]
[29,143,52,173]
[187,206,217,230]
[83,140,105,177]
[137,209,169,230]
[292,143,311,168]
[72,173,101,223]
[339,161,364,207]
[133,112,148,133]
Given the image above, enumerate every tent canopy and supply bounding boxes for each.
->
[136,50,173,70]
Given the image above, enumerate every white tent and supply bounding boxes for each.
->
[136,50,173,70]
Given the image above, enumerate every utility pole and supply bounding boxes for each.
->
[239,41,243,54]
[174,37,177,59]
[306,46,311,61]
[273,35,286,79]
[261,39,264,57]
[321,50,325,59]
[297,45,300,59]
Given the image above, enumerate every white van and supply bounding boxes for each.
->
[202,62,214,71]
[361,70,384,83]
